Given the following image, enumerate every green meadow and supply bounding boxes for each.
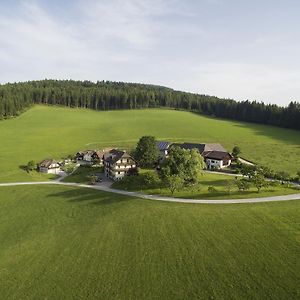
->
[1,106,300,299]
[113,171,300,200]
[0,185,299,300]
[0,105,300,182]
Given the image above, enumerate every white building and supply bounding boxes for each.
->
[76,150,104,165]
[38,159,61,174]
[104,149,137,181]
[170,142,232,170]
[204,151,232,169]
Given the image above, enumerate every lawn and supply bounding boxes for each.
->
[0,185,299,299]
[63,165,104,183]
[113,171,300,200]
[0,105,300,183]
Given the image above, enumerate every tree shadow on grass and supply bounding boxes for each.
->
[190,111,300,146]
[46,187,132,206]
[201,179,229,186]
[19,165,28,172]
[180,188,281,200]
[231,123,300,146]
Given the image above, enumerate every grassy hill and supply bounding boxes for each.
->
[0,105,300,182]
[1,106,300,299]
[0,185,299,299]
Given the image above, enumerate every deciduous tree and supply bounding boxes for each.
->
[26,160,36,172]
[160,147,205,185]
[134,136,159,168]
[251,174,267,193]
[164,175,184,195]
[232,146,241,159]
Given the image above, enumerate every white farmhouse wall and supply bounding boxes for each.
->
[39,165,61,174]
[39,167,49,173]
[83,154,93,162]
[47,167,61,174]
[206,159,223,169]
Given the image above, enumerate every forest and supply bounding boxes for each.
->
[0,79,299,130]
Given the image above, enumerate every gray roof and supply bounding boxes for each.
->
[156,141,171,151]
[106,149,135,165]
[203,143,227,153]
[171,143,227,154]
[39,159,58,168]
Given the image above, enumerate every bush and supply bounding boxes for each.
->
[26,160,36,172]
[268,180,280,187]
[115,175,138,190]
[259,165,275,178]
[232,146,241,159]
[274,171,290,183]
[63,164,76,174]
[127,167,139,176]
[239,164,257,178]
[295,171,300,182]
[142,172,160,188]
[189,183,202,194]
[235,178,251,192]
[87,174,98,185]
[208,186,217,193]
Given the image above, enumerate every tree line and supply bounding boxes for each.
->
[0,79,299,130]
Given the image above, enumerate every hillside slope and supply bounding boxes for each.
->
[1,79,300,130]
[0,105,299,182]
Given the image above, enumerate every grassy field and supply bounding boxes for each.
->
[0,185,299,299]
[0,105,300,182]
[113,171,300,200]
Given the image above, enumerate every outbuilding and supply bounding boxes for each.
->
[38,159,61,174]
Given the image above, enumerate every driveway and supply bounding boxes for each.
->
[0,181,300,204]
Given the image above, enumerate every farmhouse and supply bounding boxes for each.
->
[203,150,232,169]
[105,149,137,181]
[171,143,232,169]
[76,150,104,165]
[38,159,61,174]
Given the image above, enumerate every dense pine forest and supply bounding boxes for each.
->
[0,79,299,130]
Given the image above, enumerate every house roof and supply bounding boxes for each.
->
[156,141,171,151]
[93,150,105,159]
[76,150,94,156]
[106,150,135,165]
[76,149,105,159]
[171,143,227,154]
[203,151,231,160]
[84,150,96,156]
[203,143,227,152]
[171,143,205,153]
[39,159,58,168]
